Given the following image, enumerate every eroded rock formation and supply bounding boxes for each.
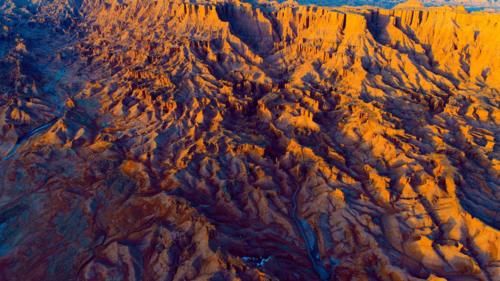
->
[0,0,498,280]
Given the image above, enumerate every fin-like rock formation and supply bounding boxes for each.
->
[0,0,499,280]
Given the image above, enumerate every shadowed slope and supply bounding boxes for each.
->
[0,0,499,280]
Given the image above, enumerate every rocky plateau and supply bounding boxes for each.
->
[0,0,499,280]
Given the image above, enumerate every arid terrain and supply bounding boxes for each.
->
[298,0,499,9]
[0,0,499,280]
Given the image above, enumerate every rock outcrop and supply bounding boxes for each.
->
[0,0,498,280]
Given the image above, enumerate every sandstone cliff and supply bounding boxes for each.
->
[0,0,498,280]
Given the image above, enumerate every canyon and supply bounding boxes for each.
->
[0,0,499,280]
[297,0,499,9]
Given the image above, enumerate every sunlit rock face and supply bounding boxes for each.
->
[0,0,498,280]
[296,0,499,9]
